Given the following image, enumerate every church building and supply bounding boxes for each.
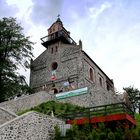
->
[30,17,119,107]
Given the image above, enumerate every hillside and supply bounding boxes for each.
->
[17,101,86,118]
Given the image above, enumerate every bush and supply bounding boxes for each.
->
[107,131,115,140]
[54,125,61,140]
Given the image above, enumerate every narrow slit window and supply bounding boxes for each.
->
[89,68,93,81]
[99,77,102,87]
[56,46,58,52]
[51,48,53,54]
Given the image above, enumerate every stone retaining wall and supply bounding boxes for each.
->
[0,91,54,113]
[0,107,17,125]
[57,92,91,107]
[57,88,120,108]
[0,111,64,140]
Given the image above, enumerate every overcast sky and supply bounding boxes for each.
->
[1,0,140,92]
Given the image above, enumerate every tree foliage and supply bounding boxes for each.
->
[54,122,140,140]
[123,86,140,112]
[0,17,34,102]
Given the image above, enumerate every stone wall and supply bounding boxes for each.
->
[0,88,120,116]
[82,51,114,92]
[0,111,64,140]
[0,107,17,125]
[0,91,54,113]
[30,43,82,92]
[57,88,120,108]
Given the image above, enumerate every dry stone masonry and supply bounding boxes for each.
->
[0,112,64,140]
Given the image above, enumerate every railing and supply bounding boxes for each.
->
[40,30,76,45]
[61,102,134,120]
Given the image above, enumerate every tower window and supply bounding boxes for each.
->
[50,29,52,33]
[55,46,58,52]
[51,62,58,71]
[51,48,53,54]
[89,68,93,81]
[107,84,110,91]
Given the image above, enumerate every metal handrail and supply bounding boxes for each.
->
[40,30,76,45]
[63,102,135,120]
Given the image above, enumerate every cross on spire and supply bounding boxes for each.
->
[57,14,60,18]
[56,14,62,22]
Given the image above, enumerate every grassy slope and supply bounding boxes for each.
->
[16,101,85,118]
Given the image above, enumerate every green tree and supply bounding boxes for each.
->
[0,17,34,102]
[123,86,140,112]
[54,125,61,140]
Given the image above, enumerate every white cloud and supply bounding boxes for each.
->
[7,0,33,16]
[89,2,112,19]
[0,0,18,18]
[67,1,140,92]
[30,0,64,25]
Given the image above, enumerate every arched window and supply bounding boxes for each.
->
[99,77,102,87]
[107,84,110,91]
[89,68,93,81]
[51,88,58,94]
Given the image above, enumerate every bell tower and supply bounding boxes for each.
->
[41,16,76,48]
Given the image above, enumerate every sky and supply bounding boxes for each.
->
[1,0,140,92]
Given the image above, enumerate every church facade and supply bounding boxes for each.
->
[30,17,119,107]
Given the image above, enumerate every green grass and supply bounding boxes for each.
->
[16,101,86,118]
[16,109,31,116]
